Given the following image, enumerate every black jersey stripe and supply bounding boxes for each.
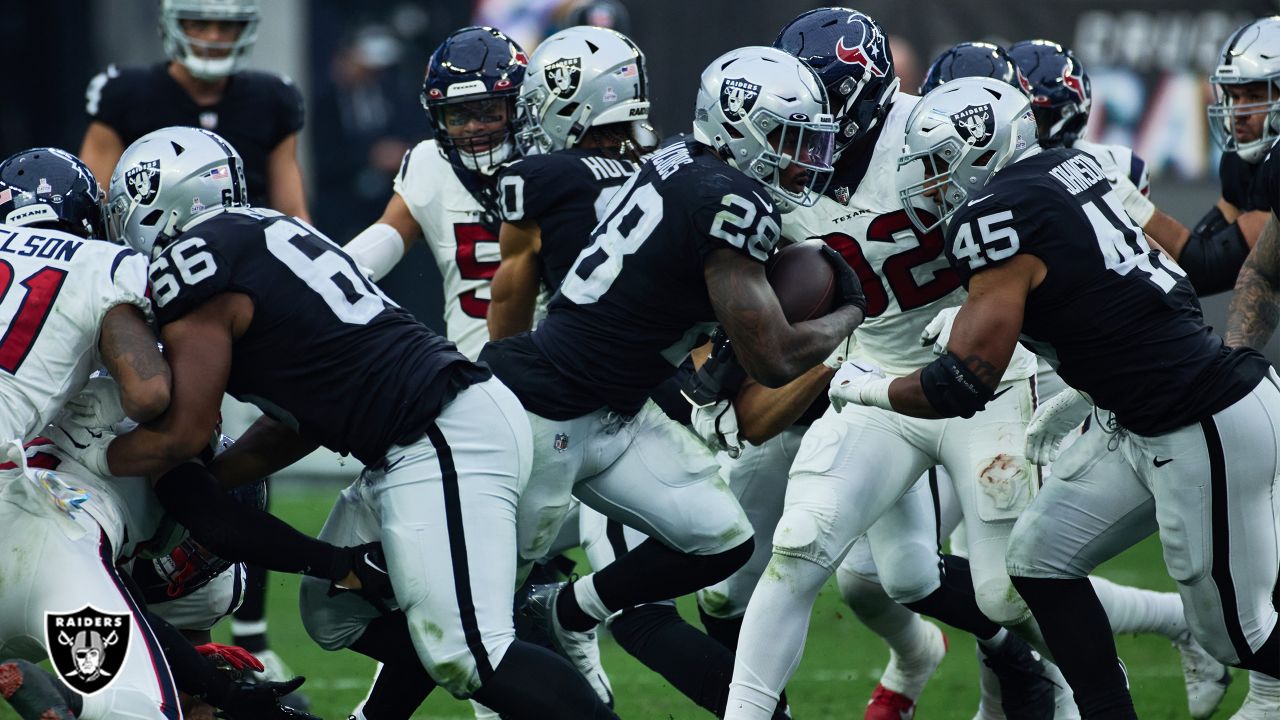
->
[1201,416,1252,663]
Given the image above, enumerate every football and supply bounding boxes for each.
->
[767,239,837,322]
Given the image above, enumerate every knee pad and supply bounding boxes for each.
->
[772,509,828,567]
[973,575,1031,626]
[424,651,484,699]
[298,575,370,651]
[873,542,943,605]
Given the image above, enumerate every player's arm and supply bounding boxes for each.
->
[488,220,542,339]
[207,414,318,491]
[98,304,171,423]
[734,365,834,445]
[105,293,248,477]
[266,133,310,222]
[78,121,125,193]
[705,248,864,388]
[1226,213,1280,348]
[835,255,1038,419]
[343,193,421,281]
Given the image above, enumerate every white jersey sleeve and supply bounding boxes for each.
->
[783,93,967,377]
[393,140,500,360]
[1072,139,1150,197]
[0,228,150,444]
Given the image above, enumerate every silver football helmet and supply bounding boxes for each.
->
[897,77,1037,233]
[161,0,260,81]
[107,126,248,258]
[1209,17,1280,164]
[516,26,649,154]
[692,46,837,213]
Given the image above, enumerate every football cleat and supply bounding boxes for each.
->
[977,634,1057,720]
[519,582,614,707]
[867,621,948,720]
[866,685,918,720]
[1173,630,1232,719]
[250,649,312,713]
[1231,671,1280,720]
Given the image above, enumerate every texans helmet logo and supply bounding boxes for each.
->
[950,104,995,148]
[1062,62,1087,104]
[834,19,888,78]
[124,160,161,205]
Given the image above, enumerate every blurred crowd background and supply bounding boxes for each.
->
[0,0,1274,341]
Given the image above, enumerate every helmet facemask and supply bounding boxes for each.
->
[161,0,259,81]
[747,112,838,211]
[426,95,520,174]
[898,139,972,234]
[1208,80,1280,164]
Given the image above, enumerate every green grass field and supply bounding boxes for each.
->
[10,480,1253,719]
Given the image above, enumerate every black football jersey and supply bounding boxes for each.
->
[498,148,641,294]
[86,63,304,206]
[481,137,781,418]
[1253,142,1280,218]
[1220,149,1271,213]
[150,208,488,464]
[946,148,1269,435]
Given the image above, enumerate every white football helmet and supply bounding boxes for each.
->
[897,77,1037,233]
[161,0,260,81]
[107,126,248,258]
[692,46,837,213]
[1208,17,1280,164]
[516,26,649,154]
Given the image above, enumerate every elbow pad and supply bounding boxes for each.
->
[1179,207,1248,296]
[344,223,405,281]
[920,351,995,419]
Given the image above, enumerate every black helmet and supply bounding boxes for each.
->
[0,148,106,239]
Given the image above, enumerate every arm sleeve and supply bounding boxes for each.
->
[1178,206,1250,296]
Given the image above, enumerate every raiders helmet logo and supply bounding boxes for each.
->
[124,160,161,205]
[546,57,583,99]
[950,104,995,148]
[721,78,761,122]
[45,607,131,695]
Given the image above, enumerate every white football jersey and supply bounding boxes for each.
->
[395,139,500,360]
[0,225,149,444]
[785,93,967,377]
[1072,139,1150,196]
[785,93,1035,381]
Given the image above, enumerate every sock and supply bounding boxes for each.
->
[565,537,752,632]
[726,554,831,720]
[902,555,1003,641]
[1011,576,1136,720]
[232,567,269,653]
[360,659,432,720]
[556,580,600,633]
[612,604,731,715]
[0,660,80,720]
[698,606,744,652]
[470,641,618,719]
[1090,576,1186,640]
[977,627,1009,650]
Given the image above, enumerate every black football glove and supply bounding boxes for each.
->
[330,542,395,613]
[216,676,319,720]
[818,244,868,315]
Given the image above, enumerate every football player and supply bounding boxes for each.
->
[830,75,1278,718]
[343,26,526,361]
[1215,17,1280,720]
[492,26,784,717]
[477,42,864,709]
[78,0,310,680]
[88,126,616,720]
[0,148,176,720]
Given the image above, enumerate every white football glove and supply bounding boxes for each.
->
[690,400,742,458]
[828,360,892,413]
[1025,387,1094,465]
[45,419,114,479]
[64,375,127,428]
[920,306,960,356]
[1109,172,1155,228]
[823,335,855,369]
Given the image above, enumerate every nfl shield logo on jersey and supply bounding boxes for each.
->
[720,78,761,121]
[553,433,570,452]
[45,607,131,695]
[124,160,161,205]
[950,104,995,148]
[546,57,583,99]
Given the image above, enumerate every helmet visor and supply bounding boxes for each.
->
[897,141,967,234]
[760,113,838,208]
[1207,80,1280,157]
